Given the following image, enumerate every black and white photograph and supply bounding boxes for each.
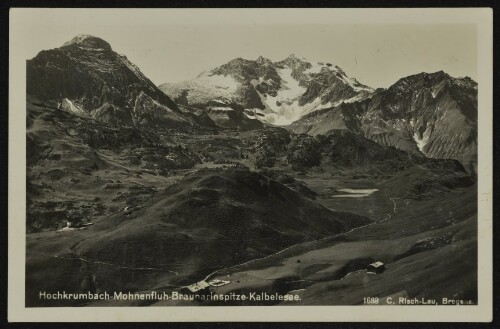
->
[8,7,493,322]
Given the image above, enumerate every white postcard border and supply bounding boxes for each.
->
[8,8,493,322]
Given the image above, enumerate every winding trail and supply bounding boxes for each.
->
[201,208,393,283]
[390,197,399,213]
[199,191,399,285]
[35,252,180,274]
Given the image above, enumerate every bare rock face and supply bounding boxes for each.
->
[289,71,477,172]
[27,35,194,128]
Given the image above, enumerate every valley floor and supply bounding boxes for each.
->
[26,168,477,307]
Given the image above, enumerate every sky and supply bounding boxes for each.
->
[13,9,478,89]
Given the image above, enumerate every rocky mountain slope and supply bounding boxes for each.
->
[289,71,478,172]
[159,55,373,126]
[27,35,205,128]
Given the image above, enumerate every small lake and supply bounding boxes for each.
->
[332,188,379,198]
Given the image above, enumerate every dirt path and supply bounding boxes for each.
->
[390,197,399,213]
[31,250,180,274]
[200,208,393,283]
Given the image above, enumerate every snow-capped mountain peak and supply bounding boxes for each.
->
[159,55,374,125]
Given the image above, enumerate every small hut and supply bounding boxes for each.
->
[67,210,83,228]
[181,280,210,294]
[367,261,385,274]
[208,279,230,287]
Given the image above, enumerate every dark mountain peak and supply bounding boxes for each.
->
[424,70,450,81]
[459,76,476,82]
[27,34,193,128]
[275,54,312,73]
[334,65,348,76]
[285,53,307,61]
[408,70,450,82]
[390,70,454,93]
[227,57,254,65]
[456,76,478,88]
[280,54,309,66]
[62,34,112,51]
[210,57,257,76]
[256,55,273,65]
[389,71,477,98]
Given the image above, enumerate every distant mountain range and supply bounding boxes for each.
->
[289,71,477,172]
[27,35,477,170]
[160,56,477,171]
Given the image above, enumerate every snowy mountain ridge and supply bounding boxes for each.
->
[159,55,373,126]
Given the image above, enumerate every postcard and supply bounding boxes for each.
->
[8,7,493,322]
